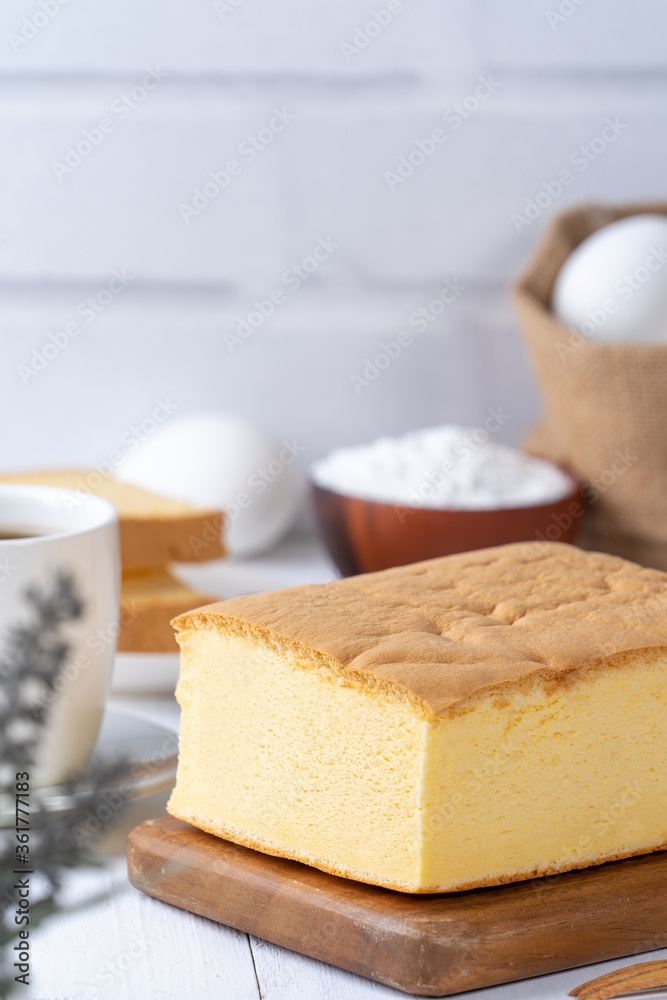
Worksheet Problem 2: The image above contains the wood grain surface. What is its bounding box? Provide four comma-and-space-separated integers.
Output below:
127, 816, 667, 998
570, 958, 667, 999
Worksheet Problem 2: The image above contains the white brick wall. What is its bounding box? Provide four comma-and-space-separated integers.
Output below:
0, 0, 665, 486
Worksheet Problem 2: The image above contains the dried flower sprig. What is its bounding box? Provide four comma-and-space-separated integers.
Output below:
0, 573, 124, 998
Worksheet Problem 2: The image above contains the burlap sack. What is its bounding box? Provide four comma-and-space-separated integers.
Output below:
512, 201, 667, 570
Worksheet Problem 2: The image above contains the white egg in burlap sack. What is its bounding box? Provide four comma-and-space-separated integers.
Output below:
552, 214, 667, 343
115, 414, 300, 556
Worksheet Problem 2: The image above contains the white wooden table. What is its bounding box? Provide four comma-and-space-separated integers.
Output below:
31, 534, 667, 1000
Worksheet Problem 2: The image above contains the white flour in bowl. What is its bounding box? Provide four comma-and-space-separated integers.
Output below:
310, 425, 573, 510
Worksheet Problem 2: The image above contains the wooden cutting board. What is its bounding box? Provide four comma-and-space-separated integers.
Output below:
127, 816, 667, 997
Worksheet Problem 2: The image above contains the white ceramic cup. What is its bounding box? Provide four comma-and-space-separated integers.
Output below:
0, 484, 119, 787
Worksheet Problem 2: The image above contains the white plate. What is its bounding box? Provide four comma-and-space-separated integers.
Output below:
112, 651, 181, 693
0, 711, 178, 826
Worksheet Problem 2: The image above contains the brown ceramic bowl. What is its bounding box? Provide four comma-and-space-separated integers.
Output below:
311, 475, 583, 576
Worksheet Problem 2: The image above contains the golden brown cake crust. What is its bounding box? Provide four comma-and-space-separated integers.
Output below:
119, 568, 219, 652
120, 591, 220, 653
172, 541, 667, 718
0, 467, 225, 568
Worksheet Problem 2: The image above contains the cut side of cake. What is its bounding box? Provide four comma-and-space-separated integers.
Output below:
167, 542, 667, 893
119, 568, 219, 653
0, 468, 224, 568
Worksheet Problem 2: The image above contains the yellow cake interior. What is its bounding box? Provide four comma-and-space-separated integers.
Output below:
122, 567, 207, 605
168, 626, 667, 893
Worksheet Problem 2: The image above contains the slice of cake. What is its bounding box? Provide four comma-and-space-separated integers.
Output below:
167, 541, 667, 893
119, 568, 219, 653
0, 468, 224, 569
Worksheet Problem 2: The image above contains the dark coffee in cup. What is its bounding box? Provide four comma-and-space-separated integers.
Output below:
0, 525, 59, 540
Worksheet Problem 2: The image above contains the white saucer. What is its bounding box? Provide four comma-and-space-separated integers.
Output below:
112, 651, 181, 693
0, 711, 178, 826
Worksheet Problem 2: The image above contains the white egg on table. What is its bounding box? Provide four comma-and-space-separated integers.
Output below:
115, 414, 301, 556
551, 214, 667, 343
